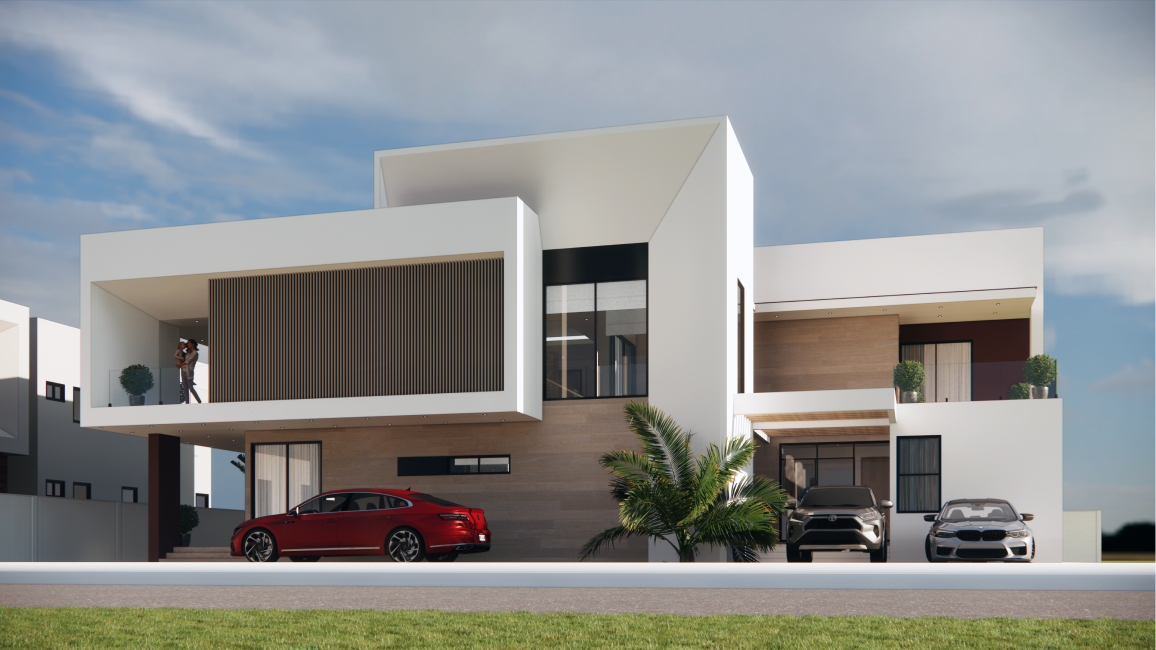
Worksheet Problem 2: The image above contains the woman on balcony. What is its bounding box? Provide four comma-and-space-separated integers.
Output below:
180, 339, 202, 404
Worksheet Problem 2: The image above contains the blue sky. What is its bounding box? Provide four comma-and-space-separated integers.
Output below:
1, 1, 1151, 531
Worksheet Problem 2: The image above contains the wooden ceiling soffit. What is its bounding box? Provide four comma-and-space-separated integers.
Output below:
758, 426, 891, 438
747, 410, 890, 423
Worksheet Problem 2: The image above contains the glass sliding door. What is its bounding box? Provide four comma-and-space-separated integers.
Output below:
597, 280, 647, 397
901, 342, 972, 402
252, 442, 321, 517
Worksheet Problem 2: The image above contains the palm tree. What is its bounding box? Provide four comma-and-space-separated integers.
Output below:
580, 401, 787, 562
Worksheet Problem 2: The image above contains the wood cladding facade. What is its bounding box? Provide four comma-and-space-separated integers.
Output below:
245, 399, 648, 562
209, 258, 503, 403
754, 315, 898, 392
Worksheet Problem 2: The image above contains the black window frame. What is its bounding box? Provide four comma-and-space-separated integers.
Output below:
73, 482, 91, 499
543, 244, 648, 402
896, 435, 942, 514
72, 387, 81, 423
45, 479, 64, 497
249, 441, 323, 517
737, 280, 745, 394
121, 486, 138, 503
398, 454, 512, 476
195, 493, 209, 508
46, 381, 65, 403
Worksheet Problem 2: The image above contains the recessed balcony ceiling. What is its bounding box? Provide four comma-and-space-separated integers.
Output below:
754, 288, 1035, 325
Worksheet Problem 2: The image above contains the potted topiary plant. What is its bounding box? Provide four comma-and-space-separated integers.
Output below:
1008, 382, 1031, 400
178, 503, 200, 547
893, 360, 926, 404
1022, 355, 1057, 399
119, 364, 154, 406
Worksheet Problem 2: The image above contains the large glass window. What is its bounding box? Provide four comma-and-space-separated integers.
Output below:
901, 342, 972, 402
780, 442, 889, 502
252, 442, 321, 517
897, 436, 940, 513
546, 280, 647, 399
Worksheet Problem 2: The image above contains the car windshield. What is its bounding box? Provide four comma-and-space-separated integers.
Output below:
939, 501, 1017, 522
411, 493, 462, 508
800, 487, 874, 508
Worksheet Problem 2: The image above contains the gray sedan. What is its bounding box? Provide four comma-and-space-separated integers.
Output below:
924, 499, 1035, 562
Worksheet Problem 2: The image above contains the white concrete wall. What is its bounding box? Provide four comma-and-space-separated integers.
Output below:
190, 507, 245, 547
0, 299, 29, 456
28, 319, 150, 503
1063, 510, 1102, 563
82, 197, 543, 431
890, 399, 1063, 563
88, 285, 177, 409
725, 119, 755, 459
0, 493, 148, 562
754, 228, 1046, 354
194, 444, 212, 506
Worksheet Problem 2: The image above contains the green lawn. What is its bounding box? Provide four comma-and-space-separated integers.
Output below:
0, 608, 1151, 649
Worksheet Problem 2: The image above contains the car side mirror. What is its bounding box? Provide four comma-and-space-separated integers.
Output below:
287, 509, 298, 517
1021, 513, 1034, 521
880, 500, 893, 509
787, 500, 797, 509
923, 514, 937, 522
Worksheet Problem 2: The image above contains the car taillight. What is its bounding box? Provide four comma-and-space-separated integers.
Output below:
439, 513, 469, 522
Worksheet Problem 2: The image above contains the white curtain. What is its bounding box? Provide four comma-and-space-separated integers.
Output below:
935, 342, 972, 403
288, 443, 321, 511
900, 343, 935, 401
253, 444, 286, 518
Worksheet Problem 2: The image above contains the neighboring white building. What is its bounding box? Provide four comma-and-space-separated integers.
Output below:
77, 117, 1064, 563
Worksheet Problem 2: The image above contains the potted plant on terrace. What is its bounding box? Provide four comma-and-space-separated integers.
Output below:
119, 364, 154, 406
1022, 355, 1057, 399
178, 503, 200, 547
1008, 382, 1031, 400
893, 360, 925, 404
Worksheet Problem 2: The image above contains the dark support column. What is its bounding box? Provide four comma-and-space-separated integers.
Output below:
148, 434, 180, 562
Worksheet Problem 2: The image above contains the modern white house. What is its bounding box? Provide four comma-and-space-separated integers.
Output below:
77, 116, 1064, 563
0, 299, 241, 560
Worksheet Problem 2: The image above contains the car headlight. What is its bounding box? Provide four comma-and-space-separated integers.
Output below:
1006, 529, 1031, 538
789, 510, 807, 521
858, 511, 880, 522
934, 530, 956, 538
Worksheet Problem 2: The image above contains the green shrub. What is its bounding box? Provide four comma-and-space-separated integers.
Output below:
1023, 355, 1057, 387
893, 360, 926, 392
179, 503, 200, 535
1009, 382, 1031, 400
118, 364, 154, 396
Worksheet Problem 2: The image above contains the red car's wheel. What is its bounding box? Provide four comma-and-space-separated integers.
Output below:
242, 529, 279, 563
386, 528, 426, 562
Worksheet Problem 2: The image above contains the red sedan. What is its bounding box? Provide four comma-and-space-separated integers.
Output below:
230, 489, 491, 563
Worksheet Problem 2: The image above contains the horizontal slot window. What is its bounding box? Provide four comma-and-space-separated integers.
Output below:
399, 455, 511, 476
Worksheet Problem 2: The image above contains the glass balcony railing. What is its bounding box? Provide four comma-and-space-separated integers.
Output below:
108, 367, 209, 407
896, 360, 1056, 403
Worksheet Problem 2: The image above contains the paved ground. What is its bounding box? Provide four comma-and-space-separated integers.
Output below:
0, 585, 1151, 619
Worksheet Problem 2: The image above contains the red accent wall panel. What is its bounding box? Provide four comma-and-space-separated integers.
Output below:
900, 319, 1031, 400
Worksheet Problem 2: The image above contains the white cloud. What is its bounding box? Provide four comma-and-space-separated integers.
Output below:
1089, 359, 1156, 399
0, 0, 1151, 305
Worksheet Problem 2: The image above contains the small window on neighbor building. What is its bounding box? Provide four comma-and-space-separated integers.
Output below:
195, 493, 209, 508
45, 480, 64, 497
46, 382, 65, 403
72, 387, 81, 423
121, 487, 138, 503
73, 482, 91, 500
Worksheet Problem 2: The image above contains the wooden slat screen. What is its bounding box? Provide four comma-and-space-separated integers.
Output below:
209, 258, 504, 403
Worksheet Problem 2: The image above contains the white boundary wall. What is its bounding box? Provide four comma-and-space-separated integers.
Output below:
890, 399, 1063, 562
0, 494, 243, 560
1063, 510, 1102, 563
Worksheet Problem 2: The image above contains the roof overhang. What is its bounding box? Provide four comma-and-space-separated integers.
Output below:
755, 287, 1035, 325
376, 117, 724, 250
734, 388, 896, 439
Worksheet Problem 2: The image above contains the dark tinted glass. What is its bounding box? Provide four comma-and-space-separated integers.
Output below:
347, 493, 387, 511
411, 493, 463, 508
387, 496, 410, 508
940, 501, 1016, 522
299, 493, 348, 514
800, 487, 875, 508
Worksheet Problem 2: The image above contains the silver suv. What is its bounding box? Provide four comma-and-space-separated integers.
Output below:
784, 486, 892, 562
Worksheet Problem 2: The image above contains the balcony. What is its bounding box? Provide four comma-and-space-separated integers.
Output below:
896, 360, 1056, 403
